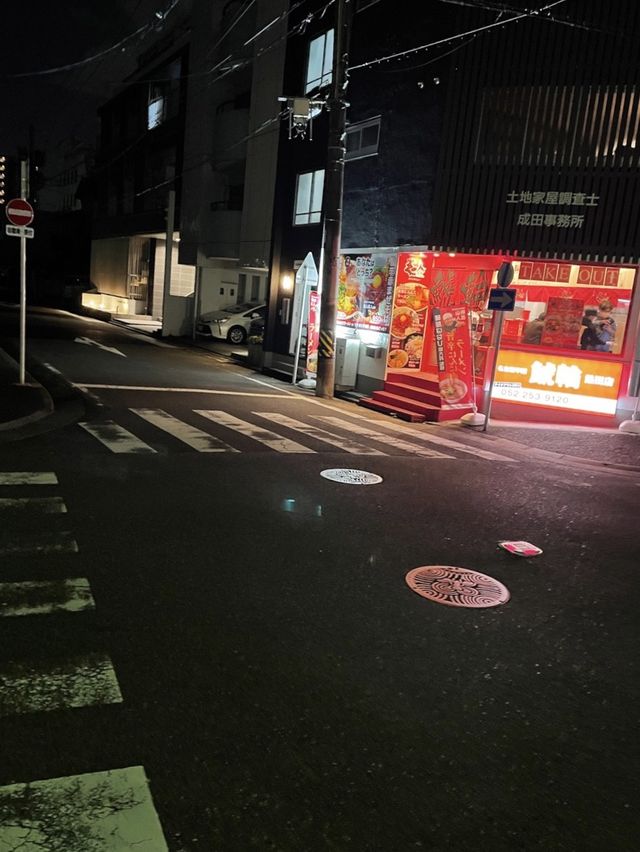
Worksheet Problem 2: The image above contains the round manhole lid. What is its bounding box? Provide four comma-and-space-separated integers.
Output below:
406, 565, 510, 608
320, 469, 383, 485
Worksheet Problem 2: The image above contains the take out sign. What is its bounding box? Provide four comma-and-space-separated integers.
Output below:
516, 261, 621, 287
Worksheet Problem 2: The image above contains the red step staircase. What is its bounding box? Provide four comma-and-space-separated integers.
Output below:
357, 371, 472, 423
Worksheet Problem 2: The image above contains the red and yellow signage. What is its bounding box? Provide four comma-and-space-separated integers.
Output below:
493, 350, 622, 415
305, 290, 320, 376
387, 252, 430, 370
433, 306, 474, 409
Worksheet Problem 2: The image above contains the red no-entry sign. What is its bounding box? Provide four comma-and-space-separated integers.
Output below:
6, 198, 34, 227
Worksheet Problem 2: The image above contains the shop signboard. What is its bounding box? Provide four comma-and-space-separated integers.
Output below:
540, 297, 585, 348
432, 306, 474, 409
387, 252, 430, 370
337, 252, 396, 332
492, 350, 622, 415
305, 289, 320, 376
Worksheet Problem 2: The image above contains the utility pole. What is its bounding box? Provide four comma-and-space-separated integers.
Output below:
19, 159, 29, 384
315, 0, 353, 398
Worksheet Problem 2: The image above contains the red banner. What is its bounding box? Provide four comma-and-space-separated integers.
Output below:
305, 290, 320, 376
432, 306, 474, 409
540, 296, 585, 348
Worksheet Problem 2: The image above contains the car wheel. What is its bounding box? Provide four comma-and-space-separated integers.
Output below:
227, 325, 246, 344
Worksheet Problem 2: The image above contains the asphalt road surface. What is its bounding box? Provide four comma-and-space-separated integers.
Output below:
0, 308, 638, 851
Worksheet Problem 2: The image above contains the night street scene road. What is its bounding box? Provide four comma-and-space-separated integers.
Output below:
1, 1, 640, 851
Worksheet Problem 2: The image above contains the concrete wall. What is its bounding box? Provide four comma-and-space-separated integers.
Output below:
89, 238, 129, 297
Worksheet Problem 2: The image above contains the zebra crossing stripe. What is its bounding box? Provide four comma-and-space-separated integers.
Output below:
0, 496, 67, 513
0, 472, 58, 486
0, 533, 79, 555
0, 652, 123, 717
195, 410, 315, 453
312, 416, 455, 458
0, 766, 168, 851
130, 408, 239, 452
322, 410, 517, 461
79, 421, 157, 454
0, 579, 95, 617
255, 412, 386, 455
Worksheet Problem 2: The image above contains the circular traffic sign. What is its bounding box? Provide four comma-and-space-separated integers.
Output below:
6, 198, 34, 227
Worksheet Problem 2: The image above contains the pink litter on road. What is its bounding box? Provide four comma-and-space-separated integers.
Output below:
498, 540, 543, 557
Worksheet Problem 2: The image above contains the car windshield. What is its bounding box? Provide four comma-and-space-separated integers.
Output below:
222, 303, 259, 314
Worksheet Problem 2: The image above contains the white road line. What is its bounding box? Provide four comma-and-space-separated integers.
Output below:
312, 416, 455, 458
256, 412, 386, 455
79, 421, 157, 454
0, 472, 58, 485
195, 410, 315, 453
131, 408, 239, 452
0, 535, 79, 555
76, 383, 286, 396
0, 652, 122, 717
0, 766, 168, 851
0, 579, 95, 617
74, 337, 127, 357
315, 414, 516, 461
0, 496, 67, 513
242, 374, 298, 395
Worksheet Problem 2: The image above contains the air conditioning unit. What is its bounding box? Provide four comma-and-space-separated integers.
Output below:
334, 337, 360, 390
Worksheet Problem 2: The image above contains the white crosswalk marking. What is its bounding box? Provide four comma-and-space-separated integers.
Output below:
0, 534, 79, 555
255, 412, 386, 454
0, 767, 168, 851
0, 652, 123, 717
130, 408, 239, 452
79, 420, 157, 453
317, 410, 517, 461
0, 472, 58, 485
0, 496, 67, 513
312, 416, 455, 458
0, 579, 95, 617
195, 410, 315, 453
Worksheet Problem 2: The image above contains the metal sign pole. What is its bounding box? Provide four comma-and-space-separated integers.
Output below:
19, 161, 28, 385
482, 309, 505, 432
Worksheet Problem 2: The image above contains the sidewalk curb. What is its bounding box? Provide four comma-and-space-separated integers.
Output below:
0, 348, 54, 431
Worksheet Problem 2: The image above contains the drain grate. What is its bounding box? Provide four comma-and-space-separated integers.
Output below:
406, 565, 510, 608
320, 469, 383, 485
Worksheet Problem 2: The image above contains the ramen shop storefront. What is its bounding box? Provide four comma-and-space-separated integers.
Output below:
474, 259, 638, 425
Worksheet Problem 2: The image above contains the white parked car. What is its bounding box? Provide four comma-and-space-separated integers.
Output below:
195, 302, 266, 344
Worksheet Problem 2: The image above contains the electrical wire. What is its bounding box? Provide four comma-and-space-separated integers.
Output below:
5, 0, 183, 79
348, 0, 568, 71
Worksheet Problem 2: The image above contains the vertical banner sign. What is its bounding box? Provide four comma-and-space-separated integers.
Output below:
387, 252, 430, 370
305, 290, 320, 376
432, 306, 474, 409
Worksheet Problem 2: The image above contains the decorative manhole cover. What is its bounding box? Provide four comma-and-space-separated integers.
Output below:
405, 565, 510, 608
320, 468, 383, 485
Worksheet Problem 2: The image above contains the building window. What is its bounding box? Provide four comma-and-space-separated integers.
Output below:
251, 275, 260, 301
148, 84, 166, 129
294, 170, 324, 225
305, 30, 334, 93
346, 117, 381, 161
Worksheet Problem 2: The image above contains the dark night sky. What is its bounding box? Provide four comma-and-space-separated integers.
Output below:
0, 1, 174, 156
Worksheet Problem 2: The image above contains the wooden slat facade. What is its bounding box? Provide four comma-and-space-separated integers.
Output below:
431, 0, 640, 262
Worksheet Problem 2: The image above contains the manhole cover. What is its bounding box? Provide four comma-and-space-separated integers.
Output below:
405, 565, 510, 608
320, 469, 383, 485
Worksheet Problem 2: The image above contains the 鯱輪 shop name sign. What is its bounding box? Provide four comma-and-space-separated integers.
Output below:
506, 190, 599, 230
493, 350, 622, 415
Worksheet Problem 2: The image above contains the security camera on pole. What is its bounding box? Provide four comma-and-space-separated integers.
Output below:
315, 0, 354, 399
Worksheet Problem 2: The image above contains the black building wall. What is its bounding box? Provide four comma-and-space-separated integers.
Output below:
431, 0, 640, 261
